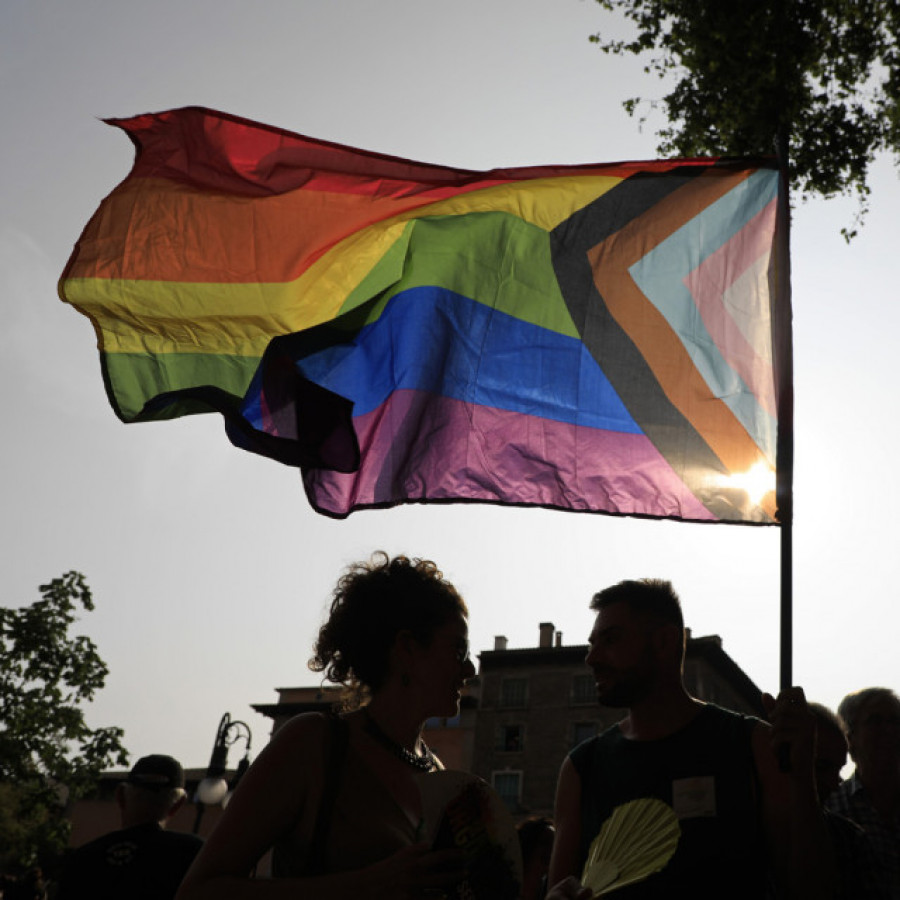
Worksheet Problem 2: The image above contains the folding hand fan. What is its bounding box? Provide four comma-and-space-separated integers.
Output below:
581, 797, 680, 896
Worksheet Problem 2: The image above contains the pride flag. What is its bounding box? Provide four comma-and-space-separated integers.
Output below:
60, 107, 790, 522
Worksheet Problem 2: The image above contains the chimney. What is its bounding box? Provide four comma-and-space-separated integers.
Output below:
555, 630, 563, 647
494, 635, 508, 651
539, 622, 554, 648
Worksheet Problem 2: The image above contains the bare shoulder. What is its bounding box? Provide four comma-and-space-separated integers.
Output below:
230, 712, 335, 799
180, 713, 339, 882
558, 754, 580, 783
223, 714, 336, 818
270, 711, 333, 746
260, 712, 335, 769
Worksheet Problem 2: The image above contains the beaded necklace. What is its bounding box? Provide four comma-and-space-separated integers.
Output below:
363, 711, 438, 772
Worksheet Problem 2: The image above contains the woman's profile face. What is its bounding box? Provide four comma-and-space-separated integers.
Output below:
413, 612, 476, 718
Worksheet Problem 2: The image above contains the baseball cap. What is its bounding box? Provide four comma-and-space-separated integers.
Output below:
126, 755, 185, 790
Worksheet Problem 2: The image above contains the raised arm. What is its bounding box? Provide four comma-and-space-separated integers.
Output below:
546, 756, 592, 900
756, 688, 838, 900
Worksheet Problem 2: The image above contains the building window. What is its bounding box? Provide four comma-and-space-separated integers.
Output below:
500, 677, 528, 708
572, 721, 598, 747
492, 771, 522, 812
571, 674, 596, 705
497, 724, 524, 752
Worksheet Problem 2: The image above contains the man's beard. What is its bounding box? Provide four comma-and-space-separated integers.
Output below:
594, 662, 655, 708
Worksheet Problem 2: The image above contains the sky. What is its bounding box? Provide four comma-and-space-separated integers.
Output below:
2, 0, 899, 773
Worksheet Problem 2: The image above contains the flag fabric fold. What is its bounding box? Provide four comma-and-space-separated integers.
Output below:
59, 106, 790, 522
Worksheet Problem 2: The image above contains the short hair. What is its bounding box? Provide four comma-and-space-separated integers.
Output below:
808, 702, 846, 743
837, 687, 900, 735
590, 578, 684, 630
309, 552, 467, 707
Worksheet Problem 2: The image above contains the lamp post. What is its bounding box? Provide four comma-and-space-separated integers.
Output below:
193, 712, 252, 833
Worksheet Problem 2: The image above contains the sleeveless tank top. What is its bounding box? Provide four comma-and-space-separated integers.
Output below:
569, 703, 770, 899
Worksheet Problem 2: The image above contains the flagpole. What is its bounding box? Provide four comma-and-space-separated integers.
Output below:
775, 126, 794, 692
779, 488, 793, 691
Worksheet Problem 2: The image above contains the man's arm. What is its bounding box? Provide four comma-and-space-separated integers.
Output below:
756, 687, 838, 900
546, 756, 592, 900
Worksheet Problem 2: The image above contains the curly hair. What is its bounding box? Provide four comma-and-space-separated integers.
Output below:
309, 552, 467, 709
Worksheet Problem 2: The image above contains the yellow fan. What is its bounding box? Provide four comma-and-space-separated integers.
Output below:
581, 798, 680, 896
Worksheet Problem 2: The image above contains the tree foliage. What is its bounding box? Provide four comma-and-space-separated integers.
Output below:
592, 0, 900, 238
0, 572, 128, 870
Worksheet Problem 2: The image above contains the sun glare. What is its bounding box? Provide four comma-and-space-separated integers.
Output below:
720, 461, 776, 507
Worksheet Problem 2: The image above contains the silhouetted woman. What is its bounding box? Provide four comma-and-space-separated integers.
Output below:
177, 552, 476, 900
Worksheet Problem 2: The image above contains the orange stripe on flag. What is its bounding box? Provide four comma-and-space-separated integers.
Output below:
588, 169, 766, 478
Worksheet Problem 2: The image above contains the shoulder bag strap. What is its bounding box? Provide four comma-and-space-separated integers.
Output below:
305, 713, 350, 875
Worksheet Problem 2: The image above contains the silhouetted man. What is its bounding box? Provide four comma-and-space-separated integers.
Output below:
808, 702, 890, 899
828, 688, 900, 897
546, 578, 835, 900
58, 754, 203, 900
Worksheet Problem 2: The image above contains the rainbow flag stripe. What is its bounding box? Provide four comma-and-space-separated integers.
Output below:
60, 107, 790, 522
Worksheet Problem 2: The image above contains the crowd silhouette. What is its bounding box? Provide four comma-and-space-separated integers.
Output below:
17, 559, 900, 900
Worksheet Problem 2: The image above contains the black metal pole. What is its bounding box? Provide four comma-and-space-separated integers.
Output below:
192, 713, 252, 834
193, 713, 231, 834
779, 505, 793, 690
192, 797, 206, 834
775, 125, 794, 692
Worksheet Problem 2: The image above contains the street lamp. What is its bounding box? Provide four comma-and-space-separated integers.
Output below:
193, 712, 252, 832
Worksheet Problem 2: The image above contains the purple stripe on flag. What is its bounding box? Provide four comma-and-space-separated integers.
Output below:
302, 390, 718, 520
